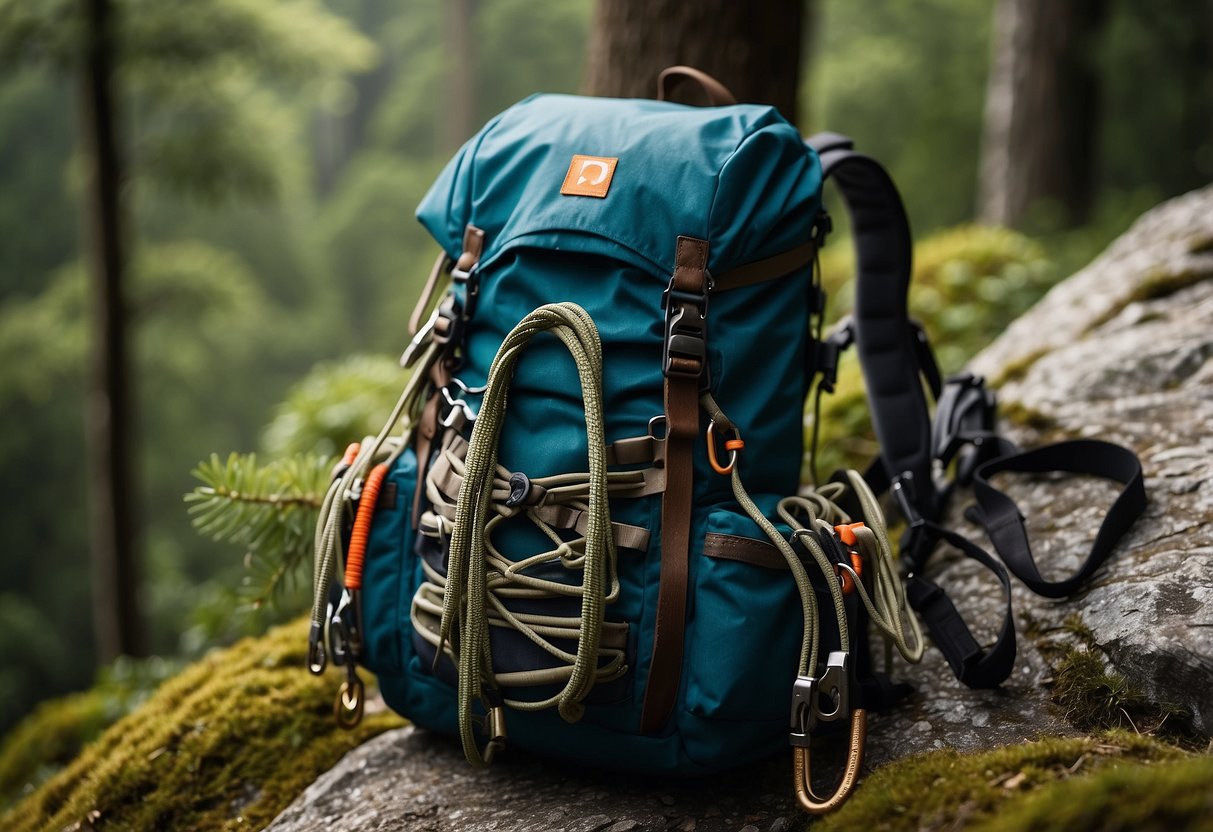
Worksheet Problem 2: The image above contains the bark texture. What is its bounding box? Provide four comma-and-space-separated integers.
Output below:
583, 0, 806, 125
978, 0, 1106, 228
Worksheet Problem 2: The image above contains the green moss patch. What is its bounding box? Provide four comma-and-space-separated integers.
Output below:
816, 732, 1197, 832
1, 618, 402, 832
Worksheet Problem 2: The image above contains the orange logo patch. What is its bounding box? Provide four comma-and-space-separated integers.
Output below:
561, 154, 618, 198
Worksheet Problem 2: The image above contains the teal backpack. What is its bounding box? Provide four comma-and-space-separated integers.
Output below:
308, 67, 1144, 814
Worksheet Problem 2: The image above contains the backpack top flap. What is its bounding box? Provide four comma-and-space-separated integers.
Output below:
416, 93, 823, 278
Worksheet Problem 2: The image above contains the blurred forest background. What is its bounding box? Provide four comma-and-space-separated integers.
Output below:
0, 0, 1209, 740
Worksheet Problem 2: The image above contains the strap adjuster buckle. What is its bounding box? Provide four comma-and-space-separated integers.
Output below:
931, 372, 998, 485
662, 275, 709, 380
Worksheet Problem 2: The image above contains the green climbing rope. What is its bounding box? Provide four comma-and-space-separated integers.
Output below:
440, 302, 617, 765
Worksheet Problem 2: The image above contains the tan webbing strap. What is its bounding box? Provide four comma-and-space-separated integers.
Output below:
455, 224, 485, 273
411, 360, 450, 526
712, 240, 817, 293
409, 224, 483, 522
641, 235, 708, 733
409, 251, 452, 337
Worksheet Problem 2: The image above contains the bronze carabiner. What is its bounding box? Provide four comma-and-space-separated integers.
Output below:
793, 707, 867, 814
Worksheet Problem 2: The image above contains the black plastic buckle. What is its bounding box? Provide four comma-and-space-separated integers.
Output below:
892, 471, 937, 575
814, 315, 855, 394
661, 276, 709, 380
811, 210, 833, 249
449, 262, 481, 321
931, 372, 998, 485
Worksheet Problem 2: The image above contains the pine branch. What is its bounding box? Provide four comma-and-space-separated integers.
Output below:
185, 452, 332, 606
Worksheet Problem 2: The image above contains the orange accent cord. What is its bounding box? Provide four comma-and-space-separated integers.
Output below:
344, 463, 388, 591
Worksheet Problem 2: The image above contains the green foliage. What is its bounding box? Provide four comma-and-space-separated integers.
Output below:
187, 453, 331, 606
815, 731, 1194, 832
314, 153, 444, 348
971, 751, 1213, 832
262, 353, 407, 458
807, 0, 994, 233
0, 619, 403, 832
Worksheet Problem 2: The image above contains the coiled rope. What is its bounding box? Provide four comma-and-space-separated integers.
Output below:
439, 302, 617, 765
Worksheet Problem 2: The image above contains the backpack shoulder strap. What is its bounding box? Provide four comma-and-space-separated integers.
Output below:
808, 134, 1147, 691
807, 133, 940, 520
808, 133, 1015, 689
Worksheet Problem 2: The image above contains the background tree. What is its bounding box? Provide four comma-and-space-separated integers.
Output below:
978, 0, 1107, 229
583, 0, 807, 123
79, 0, 143, 660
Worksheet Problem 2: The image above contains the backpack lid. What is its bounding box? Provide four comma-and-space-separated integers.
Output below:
417, 93, 823, 278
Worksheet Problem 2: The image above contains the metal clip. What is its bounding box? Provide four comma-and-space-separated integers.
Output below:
401, 305, 441, 368
307, 619, 327, 675
706, 420, 743, 475
788, 652, 864, 813
328, 588, 360, 667
793, 708, 866, 814
790, 652, 850, 745
334, 662, 365, 730
440, 385, 477, 430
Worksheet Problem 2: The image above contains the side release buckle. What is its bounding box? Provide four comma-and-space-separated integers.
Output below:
661, 275, 709, 380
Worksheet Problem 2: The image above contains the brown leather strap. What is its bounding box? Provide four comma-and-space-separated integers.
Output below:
713, 240, 817, 292
641, 235, 708, 733
656, 66, 737, 107
703, 533, 788, 571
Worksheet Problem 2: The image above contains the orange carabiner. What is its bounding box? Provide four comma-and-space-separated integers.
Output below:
706, 420, 744, 475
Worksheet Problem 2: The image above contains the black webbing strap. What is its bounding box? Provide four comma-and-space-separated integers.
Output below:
807, 132, 939, 521
904, 523, 1016, 688
971, 439, 1147, 599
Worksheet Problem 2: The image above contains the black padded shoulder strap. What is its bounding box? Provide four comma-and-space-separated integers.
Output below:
807, 132, 939, 520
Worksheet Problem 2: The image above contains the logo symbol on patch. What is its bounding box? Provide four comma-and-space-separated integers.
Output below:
561, 154, 618, 198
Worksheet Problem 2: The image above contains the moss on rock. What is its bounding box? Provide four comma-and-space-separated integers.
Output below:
816, 732, 1201, 832
0, 618, 402, 832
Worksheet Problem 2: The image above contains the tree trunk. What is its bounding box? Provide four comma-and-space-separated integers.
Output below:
978, 0, 1106, 229
81, 0, 144, 661
445, 0, 477, 151
583, 0, 807, 126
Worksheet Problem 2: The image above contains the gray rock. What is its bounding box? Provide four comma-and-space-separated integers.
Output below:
265, 725, 793, 832
964, 183, 1213, 732
268, 187, 1213, 831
